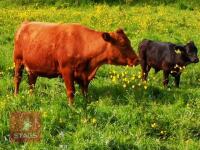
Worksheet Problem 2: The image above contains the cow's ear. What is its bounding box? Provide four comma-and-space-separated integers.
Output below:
116, 28, 124, 34
102, 32, 112, 42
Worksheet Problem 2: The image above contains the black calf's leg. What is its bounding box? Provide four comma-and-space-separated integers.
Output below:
163, 71, 170, 87
144, 65, 151, 81
141, 61, 151, 81
175, 74, 180, 88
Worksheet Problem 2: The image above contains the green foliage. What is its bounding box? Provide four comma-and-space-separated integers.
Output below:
0, 3, 200, 149
1, 0, 200, 8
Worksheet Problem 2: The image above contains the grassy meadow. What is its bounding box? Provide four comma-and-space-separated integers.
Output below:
0, 2, 200, 150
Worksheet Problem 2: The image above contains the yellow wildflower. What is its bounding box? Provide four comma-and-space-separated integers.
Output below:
43, 112, 47, 118
82, 118, 87, 123
92, 118, 97, 124
151, 123, 157, 128
0, 101, 5, 110
112, 77, 116, 82
131, 76, 135, 80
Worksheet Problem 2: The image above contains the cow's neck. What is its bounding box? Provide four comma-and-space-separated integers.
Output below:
88, 50, 109, 80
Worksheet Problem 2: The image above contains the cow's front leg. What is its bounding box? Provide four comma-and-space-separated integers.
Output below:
163, 70, 170, 87
82, 74, 89, 98
82, 81, 89, 98
61, 67, 75, 106
174, 74, 180, 88
76, 78, 86, 97
28, 73, 37, 94
77, 78, 89, 98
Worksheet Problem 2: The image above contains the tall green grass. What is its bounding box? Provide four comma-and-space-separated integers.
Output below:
0, 3, 200, 150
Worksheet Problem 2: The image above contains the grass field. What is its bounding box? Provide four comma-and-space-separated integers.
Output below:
0, 3, 200, 150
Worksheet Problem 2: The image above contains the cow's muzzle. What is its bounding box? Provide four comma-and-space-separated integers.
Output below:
128, 57, 140, 67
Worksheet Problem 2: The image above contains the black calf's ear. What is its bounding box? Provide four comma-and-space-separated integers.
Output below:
188, 41, 195, 46
174, 45, 185, 53
102, 32, 112, 42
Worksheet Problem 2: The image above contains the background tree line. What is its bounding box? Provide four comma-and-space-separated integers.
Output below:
1, 0, 200, 8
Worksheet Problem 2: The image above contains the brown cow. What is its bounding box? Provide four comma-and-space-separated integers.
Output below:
14, 22, 139, 105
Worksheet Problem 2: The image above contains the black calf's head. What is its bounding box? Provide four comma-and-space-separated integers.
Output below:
184, 41, 199, 63
175, 41, 199, 63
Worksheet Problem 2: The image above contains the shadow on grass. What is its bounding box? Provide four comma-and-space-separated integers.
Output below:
88, 83, 129, 105
86, 83, 194, 105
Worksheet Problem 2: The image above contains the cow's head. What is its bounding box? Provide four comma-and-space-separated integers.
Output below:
184, 41, 199, 63
102, 29, 139, 66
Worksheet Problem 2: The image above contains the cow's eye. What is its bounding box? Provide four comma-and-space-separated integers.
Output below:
120, 43, 129, 48
121, 44, 126, 48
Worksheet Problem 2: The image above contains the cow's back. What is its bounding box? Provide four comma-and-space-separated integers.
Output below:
14, 22, 84, 58
14, 22, 104, 58
13, 22, 105, 76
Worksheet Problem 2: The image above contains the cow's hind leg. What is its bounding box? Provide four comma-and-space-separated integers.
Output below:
14, 60, 24, 95
61, 67, 75, 106
28, 73, 38, 93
